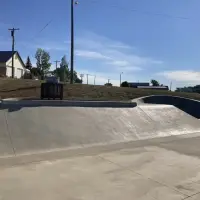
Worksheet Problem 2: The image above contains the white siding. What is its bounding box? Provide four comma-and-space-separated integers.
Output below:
17, 68, 23, 78
6, 53, 25, 78
6, 66, 12, 77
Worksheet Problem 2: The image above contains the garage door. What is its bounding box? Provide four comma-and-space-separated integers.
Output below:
17, 68, 23, 78
6, 66, 12, 77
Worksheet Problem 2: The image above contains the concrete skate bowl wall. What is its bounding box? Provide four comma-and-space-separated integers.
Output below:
134, 95, 200, 119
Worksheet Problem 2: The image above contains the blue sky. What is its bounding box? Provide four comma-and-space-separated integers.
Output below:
0, 0, 200, 89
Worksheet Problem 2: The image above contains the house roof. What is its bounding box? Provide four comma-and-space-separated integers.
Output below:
137, 86, 169, 89
0, 51, 17, 62
0, 51, 25, 68
129, 82, 150, 87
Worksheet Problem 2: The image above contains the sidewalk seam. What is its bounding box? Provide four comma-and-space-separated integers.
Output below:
4, 111, 16, 156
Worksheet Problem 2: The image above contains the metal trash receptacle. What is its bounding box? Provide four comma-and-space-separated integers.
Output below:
41, 82, 63, 100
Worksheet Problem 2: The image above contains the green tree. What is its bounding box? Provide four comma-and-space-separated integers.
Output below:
121, 81, 129, 87
35, 48, 51, 79
67, 71, 82, 83
60, 55, 69, 82
151, 79, 160, 86
53, 55, 82, 83
176, 85, 200, 93
25, 56, 32, 70
53, 56, 69, 82
30, 67, 40, 77
105, 83, 112, 86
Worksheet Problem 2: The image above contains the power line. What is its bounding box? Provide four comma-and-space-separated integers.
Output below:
88, 0, 189, 20
30, 19, 53, 41
23, 19, 54, 65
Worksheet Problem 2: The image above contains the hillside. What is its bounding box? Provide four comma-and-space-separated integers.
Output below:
0, 78, 200, 101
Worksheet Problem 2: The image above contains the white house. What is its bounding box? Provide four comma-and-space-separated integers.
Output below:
0, 51, 27, 78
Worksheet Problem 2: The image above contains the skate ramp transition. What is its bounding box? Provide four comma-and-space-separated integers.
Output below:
0, 97, 200, 158
133, 95, 200, 119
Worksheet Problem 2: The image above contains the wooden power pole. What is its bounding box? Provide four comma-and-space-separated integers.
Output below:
54, 60, 60, 69
8, 28, 20, 78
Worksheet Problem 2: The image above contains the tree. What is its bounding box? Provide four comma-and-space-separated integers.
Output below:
73, 71, 82, 83
151, 79, 160, 86
59, 55, 69, 82
53, 56, 69, 82
193, 85, 200, 93
25, 56, 32, 70
53, 55, 82, 83
176, 85, 200, 93
35, 48, 51, 79
105, 83, 112, 86
30, 67, 41, 77
121, 81, 129, 87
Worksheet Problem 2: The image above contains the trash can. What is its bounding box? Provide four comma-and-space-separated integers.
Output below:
41, 82, 63, 100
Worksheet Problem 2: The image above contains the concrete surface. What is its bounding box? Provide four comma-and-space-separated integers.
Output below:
1, 99, 200, 199
2, 139, 200, 200
0, 101, 200, 157
133, 95, 200, 119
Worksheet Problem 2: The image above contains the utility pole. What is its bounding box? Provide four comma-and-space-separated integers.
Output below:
86, 74, 89, 85
70, 0, 75, 84
170, 81, 172, 91
94, 75, 96, 85
8, 28, 19, 78
80, 74, 84, 83
54, 60, 60, 70
54, 60, 60, 79
120, 72, 123, 87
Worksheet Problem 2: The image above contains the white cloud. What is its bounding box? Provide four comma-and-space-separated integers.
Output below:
119, 66, 142, 72
75, 31, 163, 73
108, 43, 132, 49
75, 50, 111, 60
157, 70, 200, 82
108, 60, 130, 67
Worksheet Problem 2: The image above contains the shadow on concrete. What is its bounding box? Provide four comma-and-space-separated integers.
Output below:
0, 100, 137, 112
154, 134, 200, 159
134, 95, 200, 119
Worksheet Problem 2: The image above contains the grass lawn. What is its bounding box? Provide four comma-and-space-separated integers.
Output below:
0, 78, 200, 101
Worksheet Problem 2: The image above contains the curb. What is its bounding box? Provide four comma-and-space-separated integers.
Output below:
1, 98, 137, 108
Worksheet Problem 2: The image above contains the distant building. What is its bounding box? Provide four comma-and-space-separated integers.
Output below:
129, 82, 150, 88
137, 86, 169, 90
128, 82, 169, 90
0, 51, 26, 78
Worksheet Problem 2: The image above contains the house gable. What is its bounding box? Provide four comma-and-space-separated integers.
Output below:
6, 52, 25, 69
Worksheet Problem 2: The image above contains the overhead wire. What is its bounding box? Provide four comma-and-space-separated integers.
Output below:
23, 19, 54, 64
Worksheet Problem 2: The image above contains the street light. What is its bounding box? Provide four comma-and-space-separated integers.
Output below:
70, 0, 78, 84
120, 72, 123, 87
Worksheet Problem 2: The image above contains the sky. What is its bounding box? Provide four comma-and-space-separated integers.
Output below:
0, 0, 200, 89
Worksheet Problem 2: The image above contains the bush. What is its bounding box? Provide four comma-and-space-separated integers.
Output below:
105, 83, 113, 86
121, 81, 129, 87
22, 72, 33, 79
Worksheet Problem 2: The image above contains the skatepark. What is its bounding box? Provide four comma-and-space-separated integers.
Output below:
0, 96, 200, 200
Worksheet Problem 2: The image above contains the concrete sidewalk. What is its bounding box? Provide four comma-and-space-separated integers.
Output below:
1, 137, 200, 200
